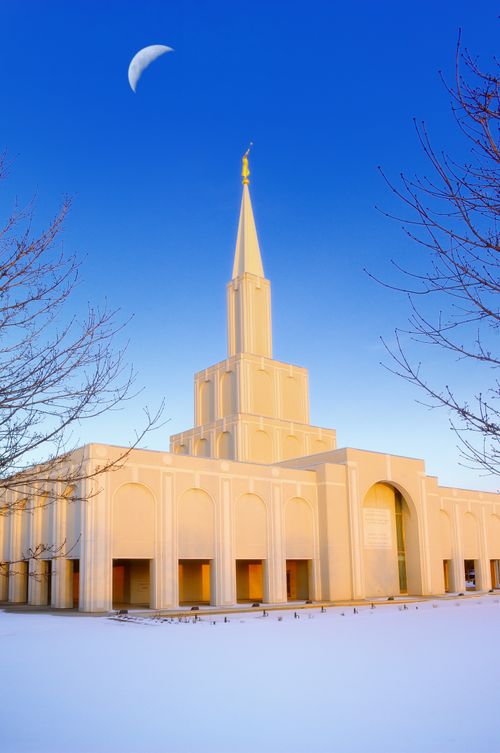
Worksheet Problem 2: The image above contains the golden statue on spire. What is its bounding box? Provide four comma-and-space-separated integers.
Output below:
242, 143, 253, 185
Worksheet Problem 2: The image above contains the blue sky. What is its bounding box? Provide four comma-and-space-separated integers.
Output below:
1, 1, 498, 490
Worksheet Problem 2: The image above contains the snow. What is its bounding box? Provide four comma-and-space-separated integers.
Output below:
1, 598, 500, 753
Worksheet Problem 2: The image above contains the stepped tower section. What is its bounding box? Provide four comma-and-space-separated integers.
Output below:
170, 152, 336, 463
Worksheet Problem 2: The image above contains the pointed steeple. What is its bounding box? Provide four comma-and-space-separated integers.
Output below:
227, 148, 273, 358
232, 148, 264, 279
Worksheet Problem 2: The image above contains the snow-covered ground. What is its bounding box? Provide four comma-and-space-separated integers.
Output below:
1, 598, 500, 753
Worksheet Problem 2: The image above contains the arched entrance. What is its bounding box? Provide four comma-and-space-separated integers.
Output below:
362, 482, 421, 597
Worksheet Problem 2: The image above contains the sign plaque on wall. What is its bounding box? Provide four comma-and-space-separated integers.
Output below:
363, 508, 392, 549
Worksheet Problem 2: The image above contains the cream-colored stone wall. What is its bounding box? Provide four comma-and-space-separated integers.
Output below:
2, 441, 499, 613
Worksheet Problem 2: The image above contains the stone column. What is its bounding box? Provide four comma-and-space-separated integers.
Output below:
9, 561, 28, 603
266, 481, 287, 603
307, 488, 322, 601
50, 482, 72, 608
51, 559, 73, 608
452, 505, 465, 592
151, 470, 177, 609
28, 560, 50, 606
0, 509, 9, 601
0, 564, 8, 601
418, 476, 433, 595
28, 495, 48, 605
79, 468, 112, 612
213, 475, 235, 606
347, 463, 365, 600
8, 494, 28, 603
477, 506, 491, 591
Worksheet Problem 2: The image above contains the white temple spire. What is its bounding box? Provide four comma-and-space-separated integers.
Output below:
232, 147, 264, 279
227, 148, 272, 358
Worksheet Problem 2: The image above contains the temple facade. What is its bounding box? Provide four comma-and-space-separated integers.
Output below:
1, 156, 500, 612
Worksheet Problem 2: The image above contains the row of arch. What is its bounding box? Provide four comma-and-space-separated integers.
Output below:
197, 368, 305, 424
199, 371, 235, 424
0, 485, 79, 560
174, 430, 329, 462
439, 509, 500, 559
174, 432, 233, 458
112, 484, 315, 560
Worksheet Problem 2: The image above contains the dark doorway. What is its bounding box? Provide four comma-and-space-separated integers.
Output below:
236, 560, 264, 602
395, 491, 408, 593
19, 561, 29, 603
46, 560, 52, 606
286, 560, 310, 601
112, 559, 151, 608
490, 560, 500, 589
464, 560, 476, 590
443, 560, 452, 593
178, 560, 211, 605
72, 560, 80, 608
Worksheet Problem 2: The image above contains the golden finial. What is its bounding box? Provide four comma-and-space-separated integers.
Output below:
242, 142, 253, 185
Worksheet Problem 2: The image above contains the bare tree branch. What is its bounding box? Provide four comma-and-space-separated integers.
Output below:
375, 32, 500, 476
0, 154, 166, 553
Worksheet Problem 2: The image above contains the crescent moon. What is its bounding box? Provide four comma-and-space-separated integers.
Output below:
128, 44, 174, 93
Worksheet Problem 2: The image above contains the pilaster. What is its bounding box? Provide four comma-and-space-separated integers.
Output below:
80, 466, 112, 612
478, 505, 491, 590
28, 559, 50, 606
267, 481, 287, 603
152, 471, 177, 609
418, 475, 433, 594
213, 476, 235, 606
8, 494, 27, 603
0, 510, 8, 601
452, 503, 465, 592
347, 463, 364, 599
50, 482, 71, 608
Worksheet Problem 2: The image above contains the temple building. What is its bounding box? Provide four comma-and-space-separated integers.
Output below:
1, 154, 500, 612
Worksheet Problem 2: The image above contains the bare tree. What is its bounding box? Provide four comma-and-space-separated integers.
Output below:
375, 33, 500, 476
0, 154, 163, 519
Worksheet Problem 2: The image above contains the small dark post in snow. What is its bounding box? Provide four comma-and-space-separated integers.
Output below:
294, 611, 300, 619
321, 606, 326, 613
224, 616, 229, 623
